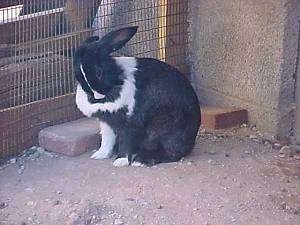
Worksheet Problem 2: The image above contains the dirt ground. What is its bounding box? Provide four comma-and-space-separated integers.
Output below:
0, 127, 300, 225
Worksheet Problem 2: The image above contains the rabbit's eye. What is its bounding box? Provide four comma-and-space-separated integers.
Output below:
95, 67, 103, 80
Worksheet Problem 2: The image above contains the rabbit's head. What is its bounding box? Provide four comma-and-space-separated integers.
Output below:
73, 26, 138, 98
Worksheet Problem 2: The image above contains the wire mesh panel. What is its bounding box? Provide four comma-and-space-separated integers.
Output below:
0, 0, 189, 159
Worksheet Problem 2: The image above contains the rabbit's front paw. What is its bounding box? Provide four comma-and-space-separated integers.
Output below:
91, 149, 111, 159
113, 157, 129, 167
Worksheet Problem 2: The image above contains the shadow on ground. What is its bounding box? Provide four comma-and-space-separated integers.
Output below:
0, 128, 299, 225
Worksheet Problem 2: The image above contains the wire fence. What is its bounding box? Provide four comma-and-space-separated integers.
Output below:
0, 0, 189, 159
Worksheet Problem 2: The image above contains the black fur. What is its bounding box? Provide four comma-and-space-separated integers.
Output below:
74, 26, 201, 166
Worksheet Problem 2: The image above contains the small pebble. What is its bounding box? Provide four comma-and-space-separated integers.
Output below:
292, 208, 300, 215
279, 202, 287, 210
133, 215, 138, 219
45, 152, 54, 158
69, 212, 79, 221
37, 147, 45, 154
53, 200, 61, 206
199, 128, 206, 133
26, 201, 35, 206
279, 146, 290, 154
273, 142, 282, 149
249, 135, 258, 140
25, 147, 37, 156
0, 202, 8, 209
114, 218, 124, 225
25, 187, 34, 192
253, 138, 261, 143
29, 146, 38, 151
32, 151, 40, 159
256, 131, 263, 137
250, 124, 257, 130
18, 164, 25, 173
18, 168, 24, 175
208, 150, 216, 155
262, 139, 271, 145
293, 155, 300, 160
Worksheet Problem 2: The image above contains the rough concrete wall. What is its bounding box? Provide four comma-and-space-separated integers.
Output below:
189, 0, 300, 137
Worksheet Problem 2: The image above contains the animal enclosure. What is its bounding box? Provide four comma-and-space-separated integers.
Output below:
0, 0, 189, 159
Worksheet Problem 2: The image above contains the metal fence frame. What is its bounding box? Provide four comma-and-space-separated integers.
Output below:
0, 0, 189, 159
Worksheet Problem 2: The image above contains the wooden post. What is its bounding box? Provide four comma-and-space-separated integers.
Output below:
294, 24, 300, 144
64, 0, 101, 32
165, 0, 189, 76
158, 0, 167, 61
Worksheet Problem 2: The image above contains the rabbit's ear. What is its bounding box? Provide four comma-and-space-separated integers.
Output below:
84, 36, 99, 44
99, 26, 138, 53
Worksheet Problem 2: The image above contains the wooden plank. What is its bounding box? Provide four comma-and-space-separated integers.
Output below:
165, 0, 189, 75
0, 8, 64, 44
20, 0, 65, 15
0, 54, 73, 109
0, 27, 93, 59
0, 0, 96, 44
64, 0, 101, 32
0, 0, 62, 10
0, 93, 82, 158
15, 28, 94, 55
0, 44, 13, 58
0, 0, 21, 8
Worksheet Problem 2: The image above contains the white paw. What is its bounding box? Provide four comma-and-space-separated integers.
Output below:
113, 157, 129, 167
131, 161, 144, 167
90, 150, 111, 159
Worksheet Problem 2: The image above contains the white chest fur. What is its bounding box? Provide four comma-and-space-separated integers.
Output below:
75, 57, 137, 117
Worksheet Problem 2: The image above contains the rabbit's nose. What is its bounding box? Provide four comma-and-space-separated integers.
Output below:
93, 90, 106, 99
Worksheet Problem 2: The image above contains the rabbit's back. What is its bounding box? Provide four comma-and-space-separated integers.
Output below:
133, 58, 199, 115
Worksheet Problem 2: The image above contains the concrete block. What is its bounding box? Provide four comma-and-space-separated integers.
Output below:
201, 106, 248, 129
39, 118, 101, 156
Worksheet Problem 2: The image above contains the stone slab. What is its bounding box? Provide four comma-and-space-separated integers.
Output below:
39, 118, 100, 156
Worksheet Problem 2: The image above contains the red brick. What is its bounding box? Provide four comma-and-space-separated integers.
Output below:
201, 107, 248, 129
39, 118, 101, 156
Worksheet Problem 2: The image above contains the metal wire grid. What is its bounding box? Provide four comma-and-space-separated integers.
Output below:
0, 0, 189, 159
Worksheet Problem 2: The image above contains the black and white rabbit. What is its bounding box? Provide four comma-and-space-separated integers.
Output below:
74, 26, 201, 167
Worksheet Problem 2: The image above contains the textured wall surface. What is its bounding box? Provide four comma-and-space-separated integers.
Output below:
189, 0, 300, 137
